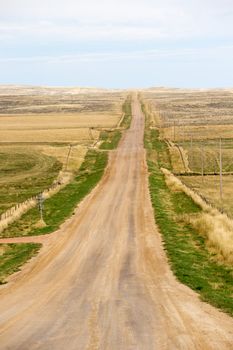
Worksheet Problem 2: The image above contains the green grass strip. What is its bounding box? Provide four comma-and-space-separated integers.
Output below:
1, 150, 108, 238
120, 96, 132, 129
0, 243, 41, 284
99, 130, 122, 150
99, 96, 132, 150
144, 110, 233, 317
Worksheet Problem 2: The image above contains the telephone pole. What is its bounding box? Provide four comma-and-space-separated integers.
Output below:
182, 125, 185, 145
219, 138, 223, 204
201, 141, 204, 183
37, 193, 44, 222
65, 144, 72, 172
190, 134, 193, 171
173, 121, 176, 143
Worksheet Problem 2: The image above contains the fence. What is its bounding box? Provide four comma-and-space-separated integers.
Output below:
0, 171, 72, 234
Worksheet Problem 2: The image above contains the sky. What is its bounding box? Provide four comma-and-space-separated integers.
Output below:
0, 0, 233, 88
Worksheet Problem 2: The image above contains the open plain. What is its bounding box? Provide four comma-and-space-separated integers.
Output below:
0, 96, 232, 349
142, 88, 233, 216
0, 87, 125, 210
0, 87, 126, 285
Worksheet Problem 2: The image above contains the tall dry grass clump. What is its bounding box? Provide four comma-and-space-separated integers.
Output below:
162, 168, 233, 264
162, 168, 211, 212
189, 212, 233, 263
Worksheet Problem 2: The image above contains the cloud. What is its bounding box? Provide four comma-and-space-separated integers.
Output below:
1, 45, 233, 64
0, 21, 181, 42
0, 0, 233, 44
1, 0, 232, 20
0, 0, 232, 88
0, 0, 182, 21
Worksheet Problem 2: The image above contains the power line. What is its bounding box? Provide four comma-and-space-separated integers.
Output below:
201, 141, 204, 183
173, 120, 176, 142
190, 134, 193, 171
65, 144, 72, 172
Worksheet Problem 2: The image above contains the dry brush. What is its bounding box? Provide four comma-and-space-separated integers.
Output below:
162, 168, 233, 264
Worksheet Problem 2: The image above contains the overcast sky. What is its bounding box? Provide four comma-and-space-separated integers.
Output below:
0, 0, 233, 88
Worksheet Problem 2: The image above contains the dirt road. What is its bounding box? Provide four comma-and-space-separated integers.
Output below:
0, 97, 232, 349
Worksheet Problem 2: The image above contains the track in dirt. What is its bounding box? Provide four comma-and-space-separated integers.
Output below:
0, 97, 232, 349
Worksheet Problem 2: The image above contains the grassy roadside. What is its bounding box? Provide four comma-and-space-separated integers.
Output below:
120, 95, 132, 129
99, 130, 122, 150
0, 97, 133, 283
143, 105, 233, 316
99, 95, 132, 150
1, 150, 108, 238
0, 243, 41, 284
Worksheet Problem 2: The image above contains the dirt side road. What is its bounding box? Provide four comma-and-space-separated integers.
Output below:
0, 97, 232, 349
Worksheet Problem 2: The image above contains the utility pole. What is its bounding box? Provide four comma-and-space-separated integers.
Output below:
190, 134, 193, 171
182, 125, 185, 146
219, 138, 223, 204
173, 121, 176, 143
37, 193, 44, 222
201, 141, 204, 183
65, 144, 72, 172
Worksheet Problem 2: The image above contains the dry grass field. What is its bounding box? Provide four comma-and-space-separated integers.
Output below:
0, 86, 127, 283
143, 89, 233, 265
0, 86, 126, 213
162, 124, 233, 142
0, 146, 62, 215
181, 175, 233, 217
0, 114, 119, 128
142, 88, 233, 259
0, 87, 125, 144
142, 87, 233, 126
38, 144, 87, 173
0, 128, 99, 143
0, 86, 124, 115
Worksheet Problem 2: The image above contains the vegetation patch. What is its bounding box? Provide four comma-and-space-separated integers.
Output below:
99, 130, 122, 150
180, 174, 233, 219
1, 150, 108, 238
163, 168, 233, 264
99, 95, 132, 150
0, 243, 41, 284
120, 95, 132, 129
143, 107, 233, 317
0, 148, 62, 215
175, 139, 233, 174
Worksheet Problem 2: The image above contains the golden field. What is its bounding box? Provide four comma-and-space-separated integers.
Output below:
142, 87, 233, 223
0, 86, 126, 212
0, 87, 125, 144
0, 128, 99, 143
